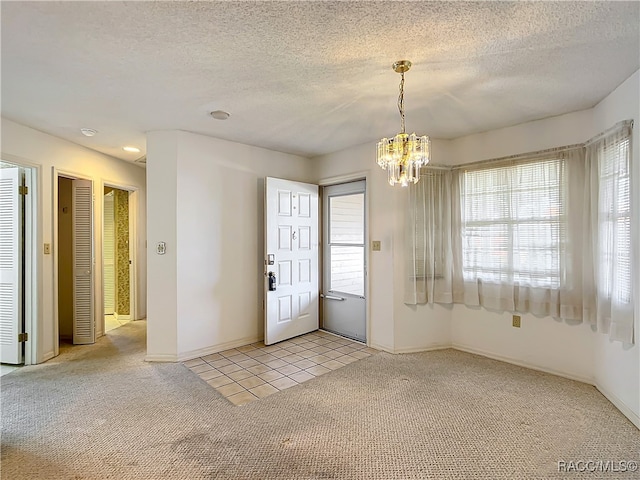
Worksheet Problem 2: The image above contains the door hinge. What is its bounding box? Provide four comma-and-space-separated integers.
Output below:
19, 186, 28, 195
18, 332, 28, 342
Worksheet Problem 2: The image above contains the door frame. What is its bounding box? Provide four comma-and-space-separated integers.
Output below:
100, 180, 139, 335
52, 168, 94, 355
0, 156, 39, 365
318, 171, 370, 345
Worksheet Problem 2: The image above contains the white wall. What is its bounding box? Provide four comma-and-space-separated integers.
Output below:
146, 131, 179, 359
1, 118, 147, 363
447, 108, 597, 383
448, 109, 594, 163
591, 71, 639, 427
146, 130, 315, 361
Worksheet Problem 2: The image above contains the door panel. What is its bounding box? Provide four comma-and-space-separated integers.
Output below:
322, 181, 366, 342
0, 167, 22, 364
265, 177, 318, 345
73, 179, 94, 345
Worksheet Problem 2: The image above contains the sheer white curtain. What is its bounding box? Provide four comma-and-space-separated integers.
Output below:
584, 122, 634, 343
450, 149, 587, 318
405, 124, 634, 343
405, 168, 453, 304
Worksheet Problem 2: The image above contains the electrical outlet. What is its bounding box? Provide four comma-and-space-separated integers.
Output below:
512, 315, 521, 328
43, 243, 51, 255
372, 240, 381, 251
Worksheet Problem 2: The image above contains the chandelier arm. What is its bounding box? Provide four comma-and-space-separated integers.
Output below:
398, 72, 405, 134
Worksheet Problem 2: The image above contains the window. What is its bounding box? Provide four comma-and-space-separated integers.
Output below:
328, 193, 365, 296
598, 135, 631, 304
404, 122, 633, 342
460, 158, 565, 288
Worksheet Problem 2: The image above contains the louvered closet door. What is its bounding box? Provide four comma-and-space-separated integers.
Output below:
0, 167, 22, 364
73, 179, 94, 344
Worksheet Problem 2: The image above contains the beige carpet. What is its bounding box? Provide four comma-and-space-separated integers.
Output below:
1, 321, 638, 479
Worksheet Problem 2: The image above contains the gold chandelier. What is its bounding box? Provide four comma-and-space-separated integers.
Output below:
376, 60, 430, 186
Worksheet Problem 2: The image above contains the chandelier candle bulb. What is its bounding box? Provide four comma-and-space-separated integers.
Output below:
376, 60, 431, 186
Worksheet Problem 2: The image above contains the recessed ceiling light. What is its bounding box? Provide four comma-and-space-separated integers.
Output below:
210, 110, 231, 120
122, 146, 141, 153
80, 128, 97, 137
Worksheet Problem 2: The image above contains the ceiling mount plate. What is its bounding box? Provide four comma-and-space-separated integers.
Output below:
393, 60, 412, 74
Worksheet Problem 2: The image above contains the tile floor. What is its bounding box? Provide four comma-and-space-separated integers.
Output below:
105, 314, 131, 333
184, 330, 378, 406
0, 364, 20, 377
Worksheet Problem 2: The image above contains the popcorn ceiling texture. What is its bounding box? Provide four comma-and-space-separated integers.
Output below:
1, 2, 638, 160
1, 321, 638, 479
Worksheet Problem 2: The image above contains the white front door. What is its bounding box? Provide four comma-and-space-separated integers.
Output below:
72, 178, 94, 345
264, 177, 319, 345
322, 180, 366, 342
0, 167, 23, 364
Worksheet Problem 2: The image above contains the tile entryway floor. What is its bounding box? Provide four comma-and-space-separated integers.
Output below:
184, 330, 378, 406
105, 314, 131, 333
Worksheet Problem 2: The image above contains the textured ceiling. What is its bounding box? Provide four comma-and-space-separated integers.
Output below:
2, 1, 639, 162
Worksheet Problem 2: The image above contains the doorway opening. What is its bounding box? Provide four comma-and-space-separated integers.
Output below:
321, 179, 367, 343
102, 186, 133, 334
55, 173, 138, 356
57, 176, 73, 346
57, 174, 95, 351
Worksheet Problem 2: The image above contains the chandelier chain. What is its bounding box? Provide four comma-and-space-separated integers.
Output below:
398, 72, 405, 134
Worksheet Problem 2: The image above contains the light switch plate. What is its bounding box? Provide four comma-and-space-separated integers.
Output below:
372, 240, 381, 251
44, 243, 51, 255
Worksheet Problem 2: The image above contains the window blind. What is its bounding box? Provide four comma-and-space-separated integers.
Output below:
460, 158, 565, 288
598, 135, 631, 304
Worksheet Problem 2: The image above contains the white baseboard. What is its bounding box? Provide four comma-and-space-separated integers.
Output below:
452, 343, 594, 385
176, 335, 263, 363
369, 342, 450, 354
369, 342, 395, 354
394, 344, 451, 354
145, 354, 178, 362
595, 383, 640, 430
